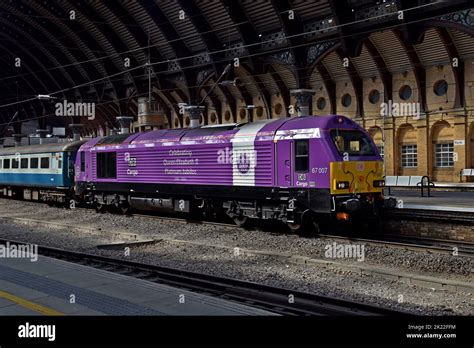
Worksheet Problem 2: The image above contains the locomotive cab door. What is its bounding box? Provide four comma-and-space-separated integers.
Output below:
276, 140, 293, 187
293, 139, 310, 187
276, 138, 310, 188
77, 150, 90, 182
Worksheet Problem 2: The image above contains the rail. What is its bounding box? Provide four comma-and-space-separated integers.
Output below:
0, 238, 409, 316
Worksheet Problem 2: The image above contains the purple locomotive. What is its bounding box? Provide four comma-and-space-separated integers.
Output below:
75, 115, 385, 231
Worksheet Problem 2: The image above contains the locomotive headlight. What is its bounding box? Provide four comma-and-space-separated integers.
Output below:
373, 180, 385, 188
336, 181, 350, 189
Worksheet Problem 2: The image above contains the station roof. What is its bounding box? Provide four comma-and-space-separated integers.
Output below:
0, 1, 472, 136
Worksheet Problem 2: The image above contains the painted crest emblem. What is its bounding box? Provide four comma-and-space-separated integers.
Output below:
237, 152, 251, 174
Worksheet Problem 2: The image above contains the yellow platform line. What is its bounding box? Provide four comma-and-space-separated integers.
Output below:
0, 290, 65, 316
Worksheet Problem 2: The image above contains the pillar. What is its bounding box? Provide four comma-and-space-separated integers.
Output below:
453, 114, 467, 181
36, 129, 49, 144
187, 105, 205, 128
69, 124, 83, 141
116, 116, 134, 134
290, 89, 315, 116
12, 134, 25, 147
416, 116, 429, 176
383, 118, 395, 176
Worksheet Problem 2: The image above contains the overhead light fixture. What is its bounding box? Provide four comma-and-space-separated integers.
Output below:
37, 94, 58, 100
219, 78, 239, 87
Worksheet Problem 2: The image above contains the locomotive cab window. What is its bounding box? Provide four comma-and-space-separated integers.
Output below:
97, 152, 117, 179
295, 139, 309, 172
330, 130, 375, 156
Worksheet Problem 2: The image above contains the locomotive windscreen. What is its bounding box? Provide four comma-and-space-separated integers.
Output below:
330, 130, 375, 156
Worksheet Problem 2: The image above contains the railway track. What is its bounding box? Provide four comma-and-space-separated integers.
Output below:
6, 198, 474, 257
124, 211, 474, 257
0, 237, 409, 316
2, 198, 474, 257
316, 233, 474, 257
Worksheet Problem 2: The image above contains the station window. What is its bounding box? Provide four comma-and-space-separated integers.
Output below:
316, 97, 326, 111
341, 94, 352, 107
21, 158, 28, 169
97, 152, 117, 179
3, 159, 10, 169
399, 85, 412, 100
377, 145, 384, 160
295, 139, 309, 172
401, 145, 417, 168
435, 143, 454, 168
40, 157, 50, 169
12, 159, 19, 169
30, 158, 39, 169
434, 80, 448, 96
80, 152, 86, 172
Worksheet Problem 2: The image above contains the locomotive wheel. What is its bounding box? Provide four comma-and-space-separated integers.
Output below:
120, 204, 131, 215
95, 202, 106, 213
307, 214, 322, 234
233, 215, 248, 227
287, 222, 302, 232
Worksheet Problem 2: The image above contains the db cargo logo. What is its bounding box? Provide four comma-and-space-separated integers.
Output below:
236, 153, 250, 174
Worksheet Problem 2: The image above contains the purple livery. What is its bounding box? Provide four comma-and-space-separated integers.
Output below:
75, 115, 385, 230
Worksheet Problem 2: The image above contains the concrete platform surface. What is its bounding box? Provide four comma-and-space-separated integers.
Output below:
387, 189, 474, 212
0, 255, 275, 316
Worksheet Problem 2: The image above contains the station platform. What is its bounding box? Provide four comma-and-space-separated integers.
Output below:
387, 188, 474, 213
0, 256, 274, 316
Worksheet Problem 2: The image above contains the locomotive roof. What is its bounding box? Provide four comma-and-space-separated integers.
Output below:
82, 115, 362, 149
0, 140, 87, 156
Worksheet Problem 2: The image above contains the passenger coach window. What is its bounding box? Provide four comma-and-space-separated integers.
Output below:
40, 158, 50, 169
21, 158, 28, 169
3, 159, 10, 169
12, 159, 19, 169
97, 152, 117, 179
295, 139, 309, 172
30, 158, 39, 169
80, 152, 85, 172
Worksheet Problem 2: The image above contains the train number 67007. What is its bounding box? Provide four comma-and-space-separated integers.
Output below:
311, 167, 328, 174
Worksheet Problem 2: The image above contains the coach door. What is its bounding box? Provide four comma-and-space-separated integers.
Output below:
276, 140, 293, 187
